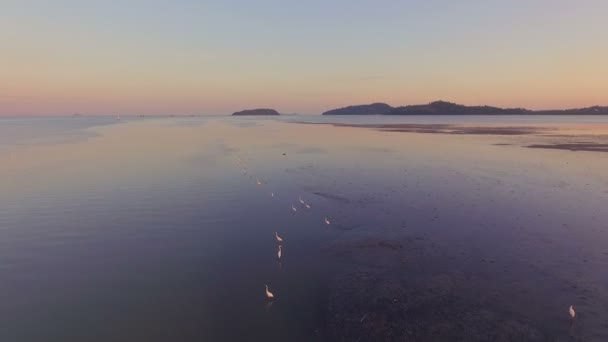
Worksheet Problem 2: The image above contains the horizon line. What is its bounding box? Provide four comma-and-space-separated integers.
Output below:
2, 99, 607, 117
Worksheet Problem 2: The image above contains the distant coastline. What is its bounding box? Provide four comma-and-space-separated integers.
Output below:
322, 101, 608, 115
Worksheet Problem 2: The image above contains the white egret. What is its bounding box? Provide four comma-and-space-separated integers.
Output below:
569, 305, 576, 319
277, 245, 282, 260
292, 205, 297, 212
305, 203, 311, 209
271, 192, 274, 198
299, 196, 305, 204
257, 179, 262, 185
265, 285, 275, 299
324, 217, 331, 225
275, 232, 283, 243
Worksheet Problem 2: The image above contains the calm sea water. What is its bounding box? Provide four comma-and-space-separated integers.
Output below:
1, 115, 607, 341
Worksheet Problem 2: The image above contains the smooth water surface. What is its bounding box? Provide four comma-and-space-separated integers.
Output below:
1, 115, 607, 341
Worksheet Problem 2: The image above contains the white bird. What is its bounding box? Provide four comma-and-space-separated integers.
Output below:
299, 196, 305, 204
324, 217, 331, 225
569, 305, 576, 319
257, 179, 262, 185
265, 284, 275, 299
305, 203, 311, 209
271, 192, 274, 198
275, 232, 283, 243
292, 205, 297, 212
277, 245, 282, 260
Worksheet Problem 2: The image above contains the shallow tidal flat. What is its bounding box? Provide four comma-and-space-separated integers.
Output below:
1, 117, 607, 341
301, 120, 608, 152
292, 119, 608, 341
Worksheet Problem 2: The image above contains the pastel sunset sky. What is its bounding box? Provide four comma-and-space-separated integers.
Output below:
1, 0, 607, 115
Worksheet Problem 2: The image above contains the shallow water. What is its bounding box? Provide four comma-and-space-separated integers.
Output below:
1, 116, 607, 341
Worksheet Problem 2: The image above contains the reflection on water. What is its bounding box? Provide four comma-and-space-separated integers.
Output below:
0, 116, 607, 341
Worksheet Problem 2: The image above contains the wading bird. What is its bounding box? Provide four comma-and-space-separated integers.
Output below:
324, 217, 331, 225
299, 196, 305, 204
275, 232, 283, 243
257, 179, 262, 185
305, 203, 311, 209
277, 245, 282, 260
265, 285, 275, 300
292, 205, 297, 212
569, 305, 576, 319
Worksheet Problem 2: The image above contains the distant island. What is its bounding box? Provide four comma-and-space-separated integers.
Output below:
322, 101, 608, 115
232, 108, 280, 116
322, 103, 393, 115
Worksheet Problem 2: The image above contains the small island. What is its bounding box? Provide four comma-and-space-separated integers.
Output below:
232, 108, 280, 116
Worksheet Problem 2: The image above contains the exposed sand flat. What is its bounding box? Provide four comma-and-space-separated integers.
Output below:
300, 121, 608, 136
528, 143, 608, 152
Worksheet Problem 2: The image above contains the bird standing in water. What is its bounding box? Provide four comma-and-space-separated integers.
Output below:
324, 217, 331, 225
275, 232, 283, 243
265, 285, 275, 299
569, 305, 576, 320
277, 245, 282, 260
292, 205, 297, 212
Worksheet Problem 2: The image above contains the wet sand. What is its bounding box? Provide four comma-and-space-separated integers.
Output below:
299, 122, 547, 135
299, 121, 608, 153
528, 143, 608, 152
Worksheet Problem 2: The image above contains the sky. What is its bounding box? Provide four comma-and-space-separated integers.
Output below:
1, 0, 607, 115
